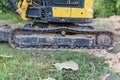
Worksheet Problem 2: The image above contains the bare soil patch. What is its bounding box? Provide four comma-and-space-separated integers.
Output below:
92, 15, 120, 73
89, 50, 120, 73
0, 16, 120, 73
94, 15, 120, 34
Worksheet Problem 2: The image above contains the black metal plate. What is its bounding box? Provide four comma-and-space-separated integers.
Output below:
15, 37, 94, 47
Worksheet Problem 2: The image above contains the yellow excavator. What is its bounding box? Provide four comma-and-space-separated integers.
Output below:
0, 0, 115, 50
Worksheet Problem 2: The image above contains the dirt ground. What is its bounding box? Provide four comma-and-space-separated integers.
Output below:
94, 16, 120, 34
92, 15, 120, 73
89, 50, 120, 73
1, 15, 120, 73
71, 15, 120, 73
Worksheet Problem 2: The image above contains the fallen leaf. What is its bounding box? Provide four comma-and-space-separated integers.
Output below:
43, 77, 55, 80
54, 61, 79, 71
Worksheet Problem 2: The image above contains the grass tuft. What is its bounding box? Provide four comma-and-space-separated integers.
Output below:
0, 44, 113, 80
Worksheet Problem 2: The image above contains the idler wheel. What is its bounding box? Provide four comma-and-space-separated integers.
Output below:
61, 30, 66, 36
97, 34, 112, 47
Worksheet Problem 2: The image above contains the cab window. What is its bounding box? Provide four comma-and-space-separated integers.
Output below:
53, 0, 79, 4
71, 0, 79, 4
52, 0, 84, 8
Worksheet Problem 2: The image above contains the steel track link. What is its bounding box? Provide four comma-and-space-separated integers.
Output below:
9, 25, 116, 50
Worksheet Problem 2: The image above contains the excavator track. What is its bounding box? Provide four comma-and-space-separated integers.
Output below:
9, 23, 115, 50
0, 25, 10, 42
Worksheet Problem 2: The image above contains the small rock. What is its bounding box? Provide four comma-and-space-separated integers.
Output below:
54, 61, 79, 71
99, 74, 110, 80
99, 74, 119, 80
0, 55, 13, 58
43, 77, 55, 80
32, 52, 36, 56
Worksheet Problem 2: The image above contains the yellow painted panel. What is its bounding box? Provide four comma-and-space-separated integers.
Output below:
84, 0, 93, 9
71, 8, 85, 18
17, 0, 32, 20
85, 9, 93, 18
71, 8, 93, 18
52, 7, 71, 17
18, 0, 22, 8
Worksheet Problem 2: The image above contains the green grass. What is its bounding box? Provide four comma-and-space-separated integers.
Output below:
0, 11, 20, 21
93, 22, 114, 29
0, 12, 117, 80
0, 12, 44, 28
0, 43, 113, 80
0, 12, 32, 28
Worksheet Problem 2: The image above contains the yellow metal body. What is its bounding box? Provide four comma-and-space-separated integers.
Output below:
52, 0, 93, 18
17, 0, 32, 20
17, 0, 93, 20
52, 7, 71, 18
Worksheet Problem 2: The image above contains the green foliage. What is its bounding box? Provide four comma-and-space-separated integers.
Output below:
94, 0, 119, 18
116, 0, 120, 9
116, 0, 120, 15
0, 0, 10, 13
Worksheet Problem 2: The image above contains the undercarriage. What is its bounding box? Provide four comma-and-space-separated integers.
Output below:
4, 22, 115, 50
1, 0, 115, 50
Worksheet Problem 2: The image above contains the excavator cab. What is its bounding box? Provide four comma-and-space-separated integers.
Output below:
28, 0, 93, 23
7, 0, 93, 23
51, 0, 93, 23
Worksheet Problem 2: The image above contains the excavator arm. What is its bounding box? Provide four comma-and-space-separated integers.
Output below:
6, 0, 32, 20
0, 0, 32, 42
6, 0, 18, 10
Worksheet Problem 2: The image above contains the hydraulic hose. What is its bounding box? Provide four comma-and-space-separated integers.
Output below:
6, 0, 18, 10
6, 0, 22, 15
